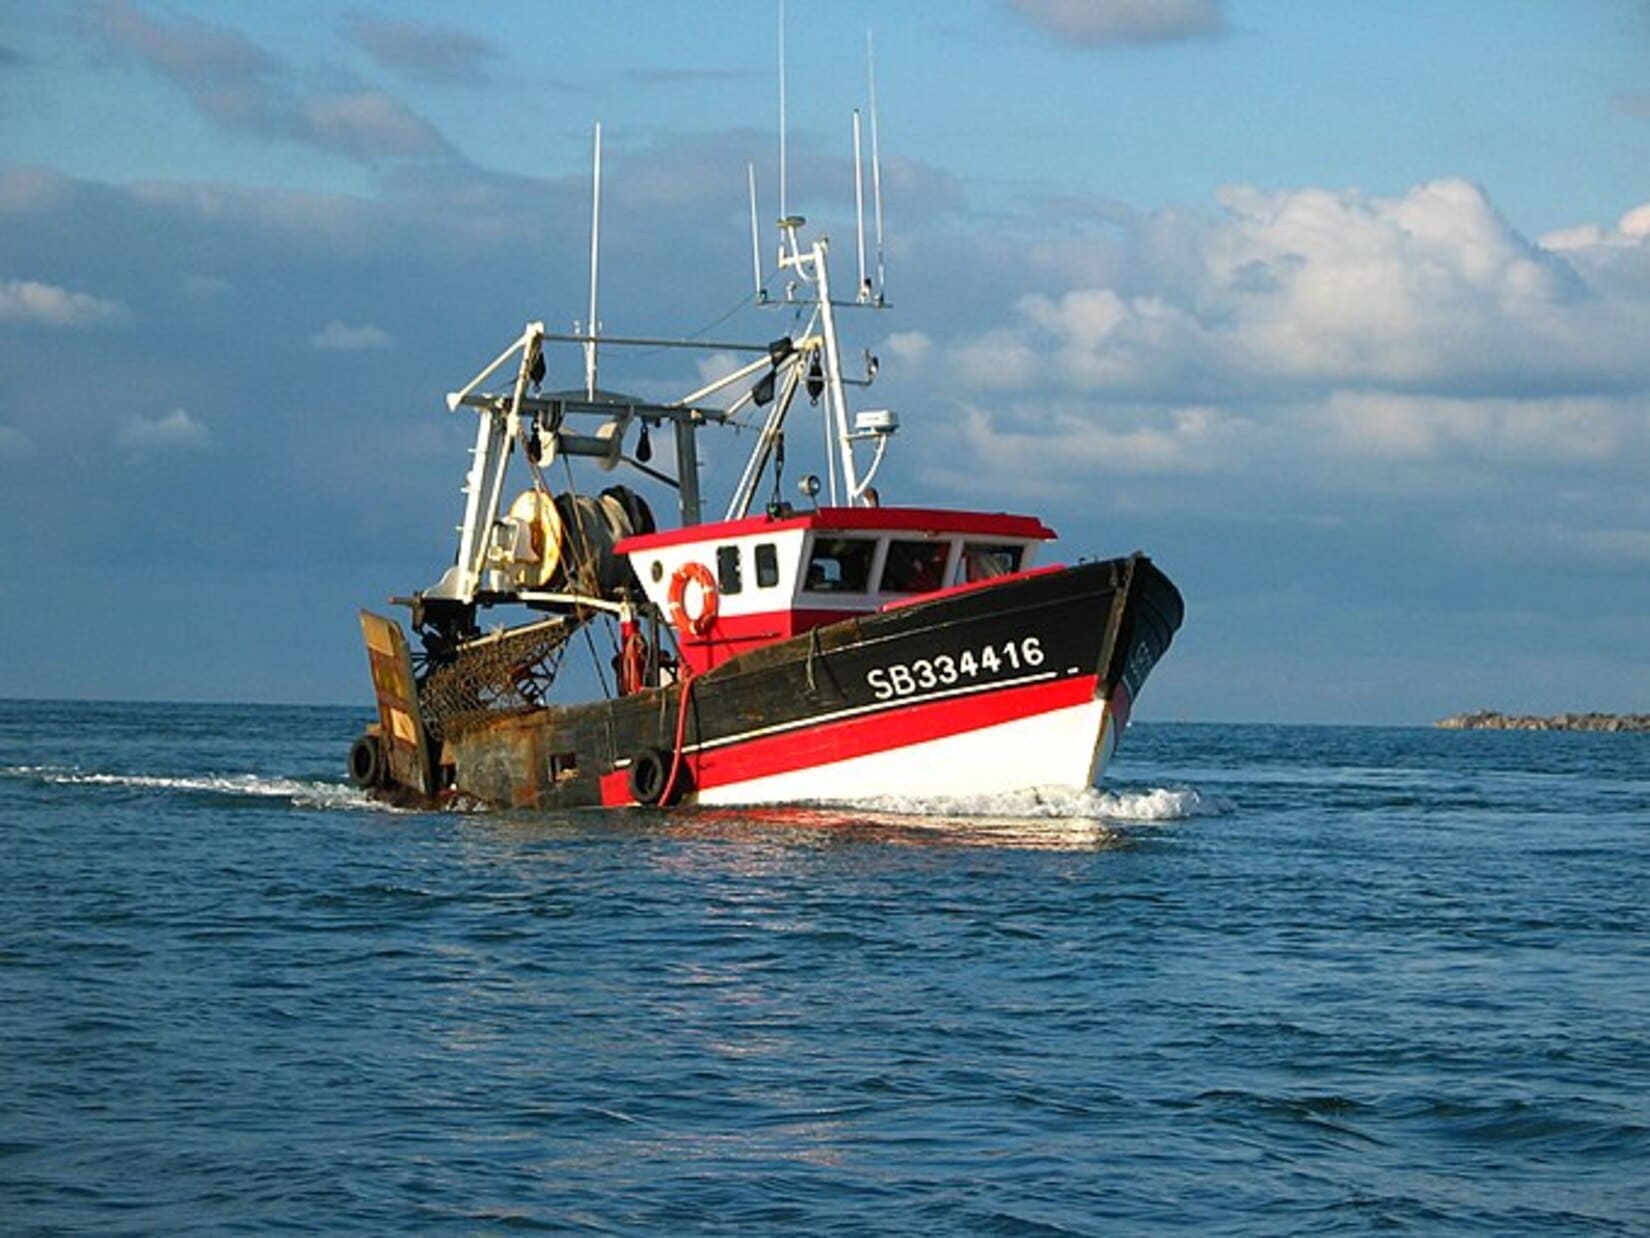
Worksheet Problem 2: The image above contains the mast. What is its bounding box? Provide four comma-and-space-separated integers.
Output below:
584, 122, 603, 400
853, 109, 868, 301
868, 30, 886, 303
778, 0, 788, 225
747, 163, 764, 303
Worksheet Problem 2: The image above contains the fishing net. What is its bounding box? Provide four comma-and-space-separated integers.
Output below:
417, 618, 577, 738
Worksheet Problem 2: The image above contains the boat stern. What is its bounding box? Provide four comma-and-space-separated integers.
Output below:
349, 611, 438, 803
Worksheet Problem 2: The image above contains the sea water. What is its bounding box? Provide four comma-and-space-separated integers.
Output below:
2, 700, 1646, 1234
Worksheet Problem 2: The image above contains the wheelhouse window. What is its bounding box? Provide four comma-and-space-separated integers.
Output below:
880, 539, 949, 593
716, 545, 743, 595
960, 542, 1023, 584
755, 542, 780, 588
804, 536, 876, 593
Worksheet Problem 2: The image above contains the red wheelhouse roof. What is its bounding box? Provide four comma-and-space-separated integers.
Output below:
614, 505, 1058, 555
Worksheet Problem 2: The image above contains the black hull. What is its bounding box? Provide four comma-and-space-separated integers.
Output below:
369, 555, 1182, 810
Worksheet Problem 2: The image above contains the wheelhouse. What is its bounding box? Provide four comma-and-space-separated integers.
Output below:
616, 506, 1058, 678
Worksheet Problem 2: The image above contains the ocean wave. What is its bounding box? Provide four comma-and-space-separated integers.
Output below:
3, 765, 381, 812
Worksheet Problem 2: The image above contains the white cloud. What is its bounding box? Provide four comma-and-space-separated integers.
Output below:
116, 407, 211, 452
1008, 0, 1225, 45
1543, 201, 1650, 251
129, 180, 380, 251
311, 320, 391, 351
883, 331, 932, 365
693, 351, 745, 389
901, 179, 1650, 516
943, 181, 1650, 406
0, 278, 130, 328
1320, 392, 1639, 464
918, 400, 1248, 500
1461, 520, 1650, 571
950, 328, 1043, 389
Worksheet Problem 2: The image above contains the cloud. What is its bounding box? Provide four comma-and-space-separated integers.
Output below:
311, 320, 391, 351
1320, 392, 1642, 465
1542, 200, 1650, 251
953, 400, 1243, 479
344, 16, 495, 84
872, 176, 1650, 532
937, 180, 1650, 408
115, 407, 211, 452
299, 92, 448, 161
1461, 519, 1650, 572
128, 179, 381, 251
1007, 0, 1225, 45
883, 331, 932, 364
87, 0, 450, 163
0, 278, 131, 327
0, 167, 74, 214
90, 0, 273, 85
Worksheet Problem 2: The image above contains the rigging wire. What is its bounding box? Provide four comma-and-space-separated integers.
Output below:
622, 278, 779, 363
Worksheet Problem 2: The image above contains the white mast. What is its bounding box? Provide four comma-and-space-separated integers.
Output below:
868, 30, 886, 303
853, 109, 868, 302
747, 162, 764, 302
778, 0, 788, 225
584, 122, 602, 400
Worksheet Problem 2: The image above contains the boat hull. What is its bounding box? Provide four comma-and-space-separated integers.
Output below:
371, 554, 1182, 811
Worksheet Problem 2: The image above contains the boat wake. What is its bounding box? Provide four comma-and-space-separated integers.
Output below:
675, 785, 1227, 850
3, 765, 384, 812
814, 784, 1230, 823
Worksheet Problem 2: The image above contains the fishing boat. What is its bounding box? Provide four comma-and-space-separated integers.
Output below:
349, 129, 1183, 811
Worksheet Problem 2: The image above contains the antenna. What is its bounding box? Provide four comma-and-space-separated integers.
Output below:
778, 0, 788, 225
853, 109, 868, 302
867, 29, 886, 303
747, 162, 765, 303
585, 121, 602, 400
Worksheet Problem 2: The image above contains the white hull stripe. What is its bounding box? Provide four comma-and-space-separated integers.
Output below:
693, 697, 1117, 807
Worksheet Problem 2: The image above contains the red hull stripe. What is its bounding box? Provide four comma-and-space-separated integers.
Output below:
694, 672, 1098, 795
597, 672, 1101, 807
599, 768, 629, 805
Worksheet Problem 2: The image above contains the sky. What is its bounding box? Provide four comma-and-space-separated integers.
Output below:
1, 0, 1648, 724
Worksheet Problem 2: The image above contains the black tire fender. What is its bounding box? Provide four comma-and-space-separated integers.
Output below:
627, 747, 681, 806
348, 733, 386, 788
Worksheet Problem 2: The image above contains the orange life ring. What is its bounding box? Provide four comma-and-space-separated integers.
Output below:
668, 561, 718, 638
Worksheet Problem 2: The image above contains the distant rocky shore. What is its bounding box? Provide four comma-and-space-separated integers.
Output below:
1437, 711, 1650, 732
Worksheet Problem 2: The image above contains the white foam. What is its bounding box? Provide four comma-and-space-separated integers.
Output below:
3, 765, 382, 811
806, 783, 1230, 824
1095, 786, 1233, 822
